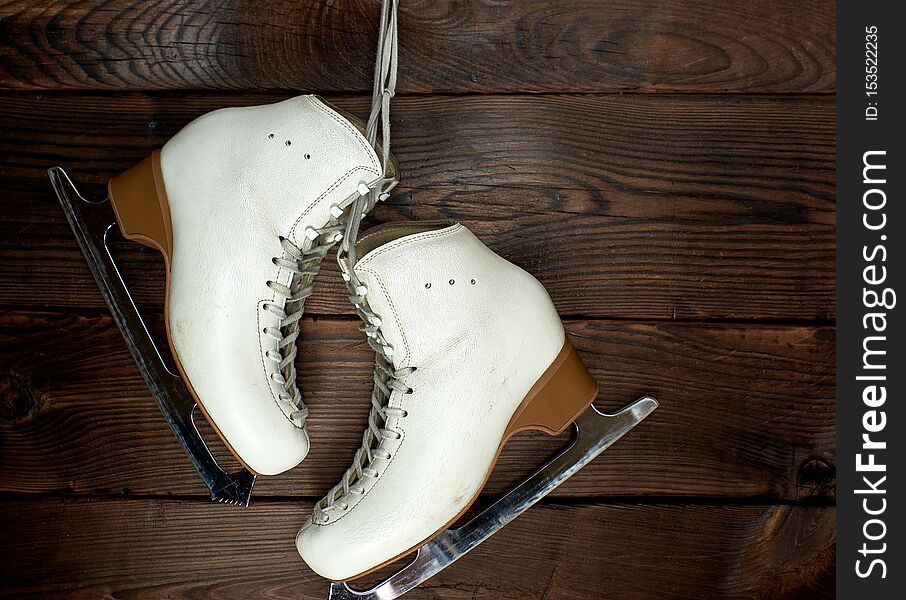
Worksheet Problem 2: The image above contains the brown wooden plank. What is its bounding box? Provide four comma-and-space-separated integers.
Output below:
0, 0, 835, 93
0, 497, 835, 599
0, 93, 835, 320
0, 311, 835, 500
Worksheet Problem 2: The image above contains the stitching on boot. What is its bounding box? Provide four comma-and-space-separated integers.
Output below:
287, 166, 381, 242
356, 224, 463, 270
307, 96, 381, 172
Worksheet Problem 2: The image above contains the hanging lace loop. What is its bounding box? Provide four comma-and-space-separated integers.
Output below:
260, 1, 399, 433
338, 0, 399, 278
365, 0, 399, 173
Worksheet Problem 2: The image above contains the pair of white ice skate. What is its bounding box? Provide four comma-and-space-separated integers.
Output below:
48, 3, 656, 598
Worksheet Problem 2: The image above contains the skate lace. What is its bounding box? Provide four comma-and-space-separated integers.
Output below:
313, 285, 414, 520
313, 0, 404, 521
264, 0, 399, 429
263, 222, 345, 425
337, 0, 399, 266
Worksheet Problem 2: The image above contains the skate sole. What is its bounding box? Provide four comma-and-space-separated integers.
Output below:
107, 150, 260, 475
337, 338, 599, 582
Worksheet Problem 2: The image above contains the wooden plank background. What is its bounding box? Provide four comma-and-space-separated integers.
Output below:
0, 1, 835, 598
0, 0, 834, 93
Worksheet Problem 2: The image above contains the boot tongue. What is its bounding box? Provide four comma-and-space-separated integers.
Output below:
354, 220, 455, 260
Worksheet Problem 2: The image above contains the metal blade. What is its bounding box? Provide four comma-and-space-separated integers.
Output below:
328, 396, 658, 600
47, 167, 256, 506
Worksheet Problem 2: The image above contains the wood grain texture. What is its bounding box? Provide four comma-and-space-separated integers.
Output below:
0, 497, 835, 599
0, 0, 837, 595
0, 93, 835, 320
0, 499, 835, 600
0, 311, 835, 500
0, 0, 835, 93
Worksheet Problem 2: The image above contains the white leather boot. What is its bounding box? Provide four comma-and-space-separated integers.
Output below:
296, 221, 600, 580
105, 95, 396, 475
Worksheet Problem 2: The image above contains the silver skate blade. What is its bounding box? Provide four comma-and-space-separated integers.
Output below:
328, 396, 658, 600
47, 167, 256, 507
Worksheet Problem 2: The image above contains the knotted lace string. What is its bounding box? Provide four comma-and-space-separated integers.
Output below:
339, 0, 399, 270
315, 0, 407, 521
366, 0, 398, 172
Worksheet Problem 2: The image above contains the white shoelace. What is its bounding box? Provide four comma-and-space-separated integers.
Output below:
315, 0, 404, 520
314, 285, 414, 519
264, 1, 399, 430
263, 224, 343, 425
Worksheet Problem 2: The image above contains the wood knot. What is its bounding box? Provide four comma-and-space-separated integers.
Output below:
0, 374, 36, 422
797, 456, 835, 492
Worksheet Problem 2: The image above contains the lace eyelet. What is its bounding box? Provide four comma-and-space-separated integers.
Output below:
406, 388, 413, 394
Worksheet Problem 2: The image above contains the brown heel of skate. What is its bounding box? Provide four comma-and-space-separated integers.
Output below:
107, 151, 260, 479
506, 340, 600, 439
107, 151, 174, 264
46, 165, 256, 506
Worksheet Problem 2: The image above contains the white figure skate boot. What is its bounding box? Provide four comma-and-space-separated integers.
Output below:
48, 95, 397, 505
296, 221, 656, 586
106, 96, 396, 477
50, 0, 401, 505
